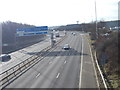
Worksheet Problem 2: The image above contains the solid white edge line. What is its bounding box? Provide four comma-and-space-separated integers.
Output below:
79, 35, 84, 88
87, 38, 100, 89
94, 51, 108, 90
86, 35, 108, 90
56, 73, 60, 78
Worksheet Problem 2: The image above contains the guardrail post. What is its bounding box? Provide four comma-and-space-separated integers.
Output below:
5, 71, 9, 83
26, 59, 31, 66
18, 64, 22, 72
12, 68, 16, 76
23, 61, 27, 68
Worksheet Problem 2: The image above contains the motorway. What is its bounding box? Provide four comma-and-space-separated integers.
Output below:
0, 33, 63, 73
5, 32, 98, 88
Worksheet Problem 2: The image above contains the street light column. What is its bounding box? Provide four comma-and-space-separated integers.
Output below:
95, 0, 98, 39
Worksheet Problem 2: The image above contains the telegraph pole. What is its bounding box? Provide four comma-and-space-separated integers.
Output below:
0, 23, 2, 55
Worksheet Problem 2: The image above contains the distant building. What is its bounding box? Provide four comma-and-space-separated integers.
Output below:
56, 20, 120, 31
104, 20, 119, 29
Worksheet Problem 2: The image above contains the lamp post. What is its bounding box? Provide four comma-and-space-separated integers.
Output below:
0, 23, 2, 55
95, 0, 98, 39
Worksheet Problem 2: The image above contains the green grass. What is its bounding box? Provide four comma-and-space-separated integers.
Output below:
111, 80, 120, 88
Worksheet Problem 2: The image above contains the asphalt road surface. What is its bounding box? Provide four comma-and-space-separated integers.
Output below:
0, 33, 63, 73
5, 32, 98, 88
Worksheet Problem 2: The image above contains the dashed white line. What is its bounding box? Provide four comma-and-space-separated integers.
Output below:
49, 61, 52, 64
56, 73, 60, 78
36, 73, 41, 78
64, 61, 66, 64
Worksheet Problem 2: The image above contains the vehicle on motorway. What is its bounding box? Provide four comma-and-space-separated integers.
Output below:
62, 44, 70, 50
55, 32, 60, 37
53, 39, 56, 43
73, 33, 76, 36
0, 54, 11, 62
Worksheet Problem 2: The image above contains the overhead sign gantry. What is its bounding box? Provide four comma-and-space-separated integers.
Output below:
16, 26, 48, 36
16, 26, 55, 48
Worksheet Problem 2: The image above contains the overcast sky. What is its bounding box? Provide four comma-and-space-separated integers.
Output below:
0, 0, 119, 26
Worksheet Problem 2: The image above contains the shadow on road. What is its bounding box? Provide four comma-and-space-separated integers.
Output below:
26, 48, 88, 57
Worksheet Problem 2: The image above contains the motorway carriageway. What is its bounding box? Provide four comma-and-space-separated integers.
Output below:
0, 32, 64, 74
4, 32, 98, 88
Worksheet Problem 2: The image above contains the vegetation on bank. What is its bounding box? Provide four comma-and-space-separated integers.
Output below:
96, 31, 119, 88
89, 25, 119, 89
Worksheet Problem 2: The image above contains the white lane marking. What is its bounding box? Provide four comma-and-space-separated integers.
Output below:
36, 73, 41, 78
79, 35, 84, 88
88, 42, 100, 89
64, 61, 66, 64
87, 36, 105, 89
56, 73, 60, 78
49, 61, 52, 64
80, 34, 84, 35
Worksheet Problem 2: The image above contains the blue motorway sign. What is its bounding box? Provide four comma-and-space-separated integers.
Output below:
16, 26, 48, 36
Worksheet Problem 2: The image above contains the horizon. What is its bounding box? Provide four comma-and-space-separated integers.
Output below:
1, 19, 119, 27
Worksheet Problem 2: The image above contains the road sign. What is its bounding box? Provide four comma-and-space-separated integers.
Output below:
16, 26, 48, 36
3, 44, 8, 46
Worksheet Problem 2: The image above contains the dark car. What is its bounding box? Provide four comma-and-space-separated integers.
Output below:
0, 54, 11, 62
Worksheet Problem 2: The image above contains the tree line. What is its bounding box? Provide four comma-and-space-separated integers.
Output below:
2, 21, 46, 54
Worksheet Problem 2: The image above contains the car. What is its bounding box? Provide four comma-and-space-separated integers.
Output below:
73, 33, 76, 36
53, 39, 56, 43
55, 32, 60, 37
0, 54, 11, 62
62, 44, 70, 50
